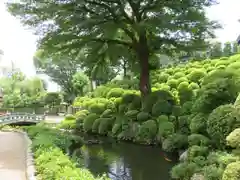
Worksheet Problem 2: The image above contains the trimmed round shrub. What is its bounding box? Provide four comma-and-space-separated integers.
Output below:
181, 101, 193, 115
190, 113, 208, 134
64, 114, 75, 121
106, 88, 124, 98
222, 161, 240, 180
203, 164, 224, 180
188, 69, 206, 82
178, 115, 191, 134
177, 77, 189, 86
158, 122, 175, 138
125, 110, 139, 120
128, 95, 141, 110
137, 112, 150, 122
152, 99, 173, 116
227, 62, 240, 70
167, 79, 178, 89
88, 103, 105, 114
136, 120, 157, 144
121, 93, 136, 104
188, 145, 209, 161
171, 162, 199, 180
188, 134, 210, 146
162, 133, 188, 152
193, 77, 239, 113
173, 72, 185, 79
226, 128, 240, 149
83, 113, 99, 132
207, 104, 240, 148
188, 82, 200, 90
92, 118, 101, 133
142, 90, 175, 113
177, 81, 189, 91
100, 109, 112, 118
157, 115, 169, 123
158, 73, 170, 83
98, 118, 114, 135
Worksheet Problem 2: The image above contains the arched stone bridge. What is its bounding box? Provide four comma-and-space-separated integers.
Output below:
0, 113, 45, 125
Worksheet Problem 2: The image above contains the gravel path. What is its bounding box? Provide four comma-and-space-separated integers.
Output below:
0, 132, 27, 180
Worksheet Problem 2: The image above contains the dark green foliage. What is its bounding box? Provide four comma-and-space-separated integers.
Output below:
193, 76, 240, 113
142, 90, 176, 113
181, 101, 194, 115
121, 93, 136, 104
136, 112, 150, 122
136, 120, 157, 144
178, 115, 190, 134
92, 118, 101, 133
207, 104, 240, 149
152, 99, 173, 116
158, 122, 175, 139
203, 165, 224, 180
98, 118, 115, 135
112, 123, 122, 136
128, 95, 142, 110
188, 146, 209, 161
190, 113, 208, 134
83, 113, 99, 132
100, 109, 113, 118
188, 134, 210, 146
171, 162, 199, 180
162, 133, 188, 152
157, 115, 169, 124
125, 110, 139, 120
118, 104, 127, 113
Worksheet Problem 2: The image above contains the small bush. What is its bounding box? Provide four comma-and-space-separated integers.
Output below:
125, 110, 139, 120
207, 104, 240, 148
167, 79, 178, 89
98, 118, 114, 135
188, 69, 206, 83
190, 113, 208, 134
136, 120, 157, 144
226, 128, 240, 149
188, 82, 200, 90
100, 109, 113, 118
92, 118, 101, 133
158, 122, 175, 138
83, 113, 99, 132
188, 146, 209, 161
174, 72, 185, 79
136, 112, 150, 122
88, 103, 105, 114
188, 134, 210, 146
118, 104, 127, 113
162, 133, 188, 152
203, 165, 224, 180
222, 161, 240, 180
157, 115, 169, 123
171, 162, 199, 180
106, 88, 124, 98
121, 93, 136, 104
152, 99, 173, 116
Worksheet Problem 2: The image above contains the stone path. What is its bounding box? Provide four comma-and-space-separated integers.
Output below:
0, 132, 27, 180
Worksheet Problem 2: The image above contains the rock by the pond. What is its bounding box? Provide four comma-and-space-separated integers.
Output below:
179, 149, 188, 162
191, 173, 205, 180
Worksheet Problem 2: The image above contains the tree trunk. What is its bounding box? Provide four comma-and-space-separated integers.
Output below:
123, 59, 127, 78
137, 32, 151, 97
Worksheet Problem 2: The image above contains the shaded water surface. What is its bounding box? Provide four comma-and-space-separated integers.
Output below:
71, 137, 176, 180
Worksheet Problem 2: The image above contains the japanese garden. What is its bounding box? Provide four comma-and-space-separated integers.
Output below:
0, 0, 239, 180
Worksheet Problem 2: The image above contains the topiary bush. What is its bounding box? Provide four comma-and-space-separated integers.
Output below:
171, 162, 199, 180
226, 128, 240, 149
188, 145, 209, 161
88, 103, 105, 114
83, 113, 99, 132
207, 104, 240, 149
222, 161, 240, 180
136, 120, 157, 144
167, 79, 178, 89
136, 112, 150, 122
100, 109, 113, 118
125, 110, 139, 120
188, 69, 206, 83
106, 88, 124, 98
158, 121, 175, 139
188, 134, 210, 146
162, 133, 188, 152
64, 114, 76, 121
189, 113, 208, 134
98, 118, 115, 135
152, 99, 173, 117
92, 118, 102, 133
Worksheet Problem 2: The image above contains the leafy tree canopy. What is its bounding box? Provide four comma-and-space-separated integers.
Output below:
8, 0, 219, 96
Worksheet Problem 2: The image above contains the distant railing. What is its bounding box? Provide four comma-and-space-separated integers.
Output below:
0, 112, 45, 125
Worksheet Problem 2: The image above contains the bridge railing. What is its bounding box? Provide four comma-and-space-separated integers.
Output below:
0, 113, 45, 124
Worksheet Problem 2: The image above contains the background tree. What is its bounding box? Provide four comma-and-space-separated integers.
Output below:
8, 0, 219, 97
223, 42, 232, 57
72, 72, 89, 96
209, 42, 222, 59
44, 92, 62, 108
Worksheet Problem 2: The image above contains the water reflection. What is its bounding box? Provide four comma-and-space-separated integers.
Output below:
71, 141, 176, 180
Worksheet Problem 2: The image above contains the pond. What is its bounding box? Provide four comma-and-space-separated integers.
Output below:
70, 136, 177, 180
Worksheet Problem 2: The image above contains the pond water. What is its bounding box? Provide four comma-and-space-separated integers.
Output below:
70, 137, 177, 180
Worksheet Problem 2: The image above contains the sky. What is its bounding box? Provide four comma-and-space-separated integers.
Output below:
0, 0, 240, 89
